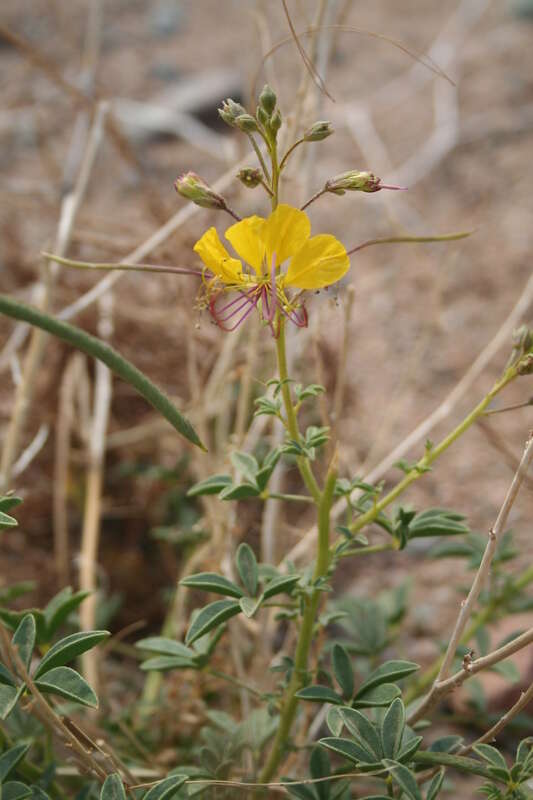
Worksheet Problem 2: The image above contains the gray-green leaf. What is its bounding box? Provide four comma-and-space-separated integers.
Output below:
236, 543, 258, 596
34, 630, 110, 678
100, 774, 126, 800
381, 698, 405, 759
12, 615, 36, 672
180, 573, 244, 599
143, 775, 188, 800
185, 600, 240, 646
34, 666, 98, 708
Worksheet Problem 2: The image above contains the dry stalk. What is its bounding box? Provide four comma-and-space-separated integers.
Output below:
409, 431, 533, 725
0, 102, 109, 492
79, 293, 114, 695
53, 353, 88, 585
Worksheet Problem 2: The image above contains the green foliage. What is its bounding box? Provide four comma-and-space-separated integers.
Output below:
0, 494, 22, 530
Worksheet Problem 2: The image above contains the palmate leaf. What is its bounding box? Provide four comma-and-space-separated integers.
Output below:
34, 630, 110, 678
34, 666, 98, 708
352, 683, 401, 709
319, 736, 379, 767
185, 600, 241, 646
338, 707, 383, 761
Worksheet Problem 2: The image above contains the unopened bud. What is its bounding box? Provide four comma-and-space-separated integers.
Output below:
235, 114, 259, 133
218, 98, 248, 127
237, 167, 262, 188
259, 84, 277, 115
303, 121, 334, 142
269, 109, 282, 135
174, 172, 226, 210
256, 106, 270, 128
325, 170, 405, 195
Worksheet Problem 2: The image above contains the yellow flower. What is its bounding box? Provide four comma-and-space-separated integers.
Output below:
193, 204, 349, 332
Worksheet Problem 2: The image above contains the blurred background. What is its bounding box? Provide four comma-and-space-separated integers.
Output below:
1, 0, 533, 778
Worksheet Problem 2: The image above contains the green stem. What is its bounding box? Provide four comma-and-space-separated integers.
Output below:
259, 460, 336, 783
0, 294, 205, 451
267, 492, 315, 503
278, 138, 305, 172
247, 133, 271, 185
275, 319, 321, 503
340, 366, 518, 546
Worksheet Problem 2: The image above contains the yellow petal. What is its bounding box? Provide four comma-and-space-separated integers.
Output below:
193, 227, 243, 284
262, 204, 311, 267
225, 216, 266, 275
285, 234, 350, 289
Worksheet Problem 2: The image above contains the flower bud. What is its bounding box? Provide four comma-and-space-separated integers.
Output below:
218, 98, 248, 127
256, 106, 270, 128
235, 114, 259, 133
303, 121, 334, 142
259, 84, 277, 115
236, 167, 262, 188
325, 170, 405, 195
174, 172, 226, 210
269, 109, 282, 135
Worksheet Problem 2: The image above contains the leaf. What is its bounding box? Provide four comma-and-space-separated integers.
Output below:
338, 707, 383, 761
383, 760, 422, 800
355, 660, 419, 698
239, 597, 262, 618
0, 685, 24, 720
185, 600, 240, 646
381, 698, 405, 759
310, 747, 331, 800
2, 782, 33, 800
0, 294, 206, 451
332, 644, 354, 699
12, 614, 36, 672
180, 573, 244, 599
327, 706, 344, 737
187, 475, 232, 497
43, 588, 90, 639
0, 743, 31, 781
140, 656, 197, 672
397, 735, 423, 763
0, 610, 47, 644
235, 543, 258, 596
428, 735, 463, 754
295, 685, 343, 704
0, 663, 17, 687
219, 484, 261, 501
100, 774, 126, 800
0, 495, 22, 513
34, 630, 110, 678
473, 745, 508, 771
0, 511, 18, 528
319, 737, 378, 766
426, 769, 445, 800
35, 666, 98, 708
230, 452, 259, 485
135, 637, 195, 659
262, 575, 300, 600
143, 775, 188, 800
283, 782, 316, 800
352, 683, 401, 709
